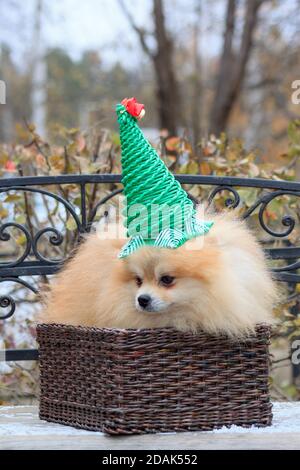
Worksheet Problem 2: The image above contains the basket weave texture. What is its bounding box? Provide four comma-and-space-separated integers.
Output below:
37, 323, 272, 435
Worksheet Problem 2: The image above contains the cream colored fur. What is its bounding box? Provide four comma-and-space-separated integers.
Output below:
39, 209, 278, 337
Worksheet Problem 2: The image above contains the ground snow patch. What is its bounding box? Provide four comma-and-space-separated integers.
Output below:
0, 402, 300, 437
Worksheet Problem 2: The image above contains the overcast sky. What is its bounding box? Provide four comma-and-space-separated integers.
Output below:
1, 0, 298, 70
43, 0, 151, 62
1, 0, 226, 69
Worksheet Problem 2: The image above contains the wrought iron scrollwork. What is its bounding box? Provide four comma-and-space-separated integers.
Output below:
88, 188, 123, 228
0, 186, 83, 267
0, 222, 32, 268
208, 185, 240, 209
243, 190, 299, 238
0, 277, 38, 320
0, 295, 15, 320
272, 260, 300, 273
32, 227, 64, 264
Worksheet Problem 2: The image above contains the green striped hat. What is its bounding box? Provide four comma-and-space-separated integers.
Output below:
117, 97, 213, 258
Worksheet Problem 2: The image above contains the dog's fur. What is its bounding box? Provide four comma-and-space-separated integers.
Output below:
40, 209, 278, 337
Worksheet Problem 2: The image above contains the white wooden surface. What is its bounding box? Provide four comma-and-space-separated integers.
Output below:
0, 402, 300, 450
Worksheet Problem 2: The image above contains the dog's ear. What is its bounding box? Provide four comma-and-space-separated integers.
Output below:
167, 244, 221, 283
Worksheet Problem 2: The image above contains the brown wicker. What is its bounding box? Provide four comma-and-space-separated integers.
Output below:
37, 323, 272, 435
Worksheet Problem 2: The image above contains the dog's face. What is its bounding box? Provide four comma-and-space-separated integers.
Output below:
118, 244, 220, 317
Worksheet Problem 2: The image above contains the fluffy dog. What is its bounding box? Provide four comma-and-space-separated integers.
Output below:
39, 208, 277, 337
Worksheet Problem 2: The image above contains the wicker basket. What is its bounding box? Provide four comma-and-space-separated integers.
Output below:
37, 323, 272, 435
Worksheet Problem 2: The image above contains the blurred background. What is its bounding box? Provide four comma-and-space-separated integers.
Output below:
1, 0, 300, 404
0, 0, 299, 154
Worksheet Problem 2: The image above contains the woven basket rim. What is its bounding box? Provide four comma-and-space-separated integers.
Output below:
36, 322, 272, 339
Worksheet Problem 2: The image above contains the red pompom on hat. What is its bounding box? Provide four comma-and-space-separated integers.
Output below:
121, 97, 145, 119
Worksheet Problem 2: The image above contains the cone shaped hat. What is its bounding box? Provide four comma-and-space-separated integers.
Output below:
116, 98, 213, 258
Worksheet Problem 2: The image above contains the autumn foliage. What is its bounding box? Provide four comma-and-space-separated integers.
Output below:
1, 120, 300, 402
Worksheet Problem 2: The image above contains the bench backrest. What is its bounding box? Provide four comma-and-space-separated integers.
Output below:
1, 174, 300, 362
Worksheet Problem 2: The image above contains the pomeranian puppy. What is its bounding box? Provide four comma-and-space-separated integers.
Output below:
40, 207, 277, 337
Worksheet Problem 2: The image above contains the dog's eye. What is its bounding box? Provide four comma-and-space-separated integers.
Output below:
135, 276, 143, 287
160, 275, 175, 287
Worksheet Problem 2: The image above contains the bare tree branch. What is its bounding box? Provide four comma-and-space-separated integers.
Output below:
236, 0, 262, 85
222, 0, 236, 66
209, 0, 266, 135
118, 0, 181, 135
118, 0, 154, 58
191, 0, 202, 151
151, 0, 181, 134
209, 0, 236, 135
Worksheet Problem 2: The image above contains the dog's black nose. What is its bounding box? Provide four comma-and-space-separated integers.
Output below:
138, 294, 151, 309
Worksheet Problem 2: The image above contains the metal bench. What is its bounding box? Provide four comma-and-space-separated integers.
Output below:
1, 173, 300, 450
0, 173, 299, 366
